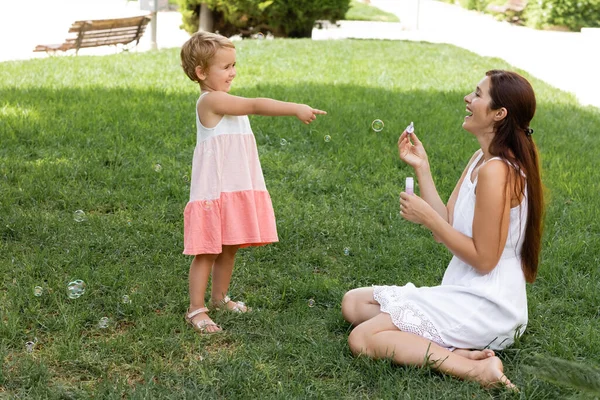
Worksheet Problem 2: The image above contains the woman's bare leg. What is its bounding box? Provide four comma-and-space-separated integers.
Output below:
189, 253, 220, 333
341, 287, 381, 326
348, 313, 515, 389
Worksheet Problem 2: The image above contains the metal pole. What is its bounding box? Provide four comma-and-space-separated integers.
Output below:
150, 10, 158, 49
416, 0, 420, 30
149, 0, 158, 50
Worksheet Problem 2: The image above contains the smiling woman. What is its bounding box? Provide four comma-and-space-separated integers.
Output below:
341, 70, 544, 391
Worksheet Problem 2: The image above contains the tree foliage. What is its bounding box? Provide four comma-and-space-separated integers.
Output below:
177, 0, 351, 38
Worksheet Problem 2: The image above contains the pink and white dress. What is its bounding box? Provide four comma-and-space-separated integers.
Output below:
183, 93, 278, 255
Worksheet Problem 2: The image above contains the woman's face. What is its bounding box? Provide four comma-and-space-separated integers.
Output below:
462, 76, 497, 134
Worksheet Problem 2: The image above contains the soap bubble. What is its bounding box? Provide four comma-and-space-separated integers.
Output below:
98, 317, 109, 329
324, 135, 331, 142
256, 32, 265, 40
73, 210, 87, 223
182, 174, 189, 183
280, 138, 288, 146
308, 299, 315, 308
25, 341, 35, 353
33, 286, 43, 297
122, 295, 131, 304
67, 280, 86, 299
371, 119, 384, 132
154, 163, 162, 172
344, 247, 350, 256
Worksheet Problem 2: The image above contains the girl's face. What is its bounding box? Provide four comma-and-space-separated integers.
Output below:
199, 47, 236, 92
462, 76, 498, 134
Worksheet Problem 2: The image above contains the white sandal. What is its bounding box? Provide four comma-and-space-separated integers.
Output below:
185, 307, 221, 334
213, 295, 250, 313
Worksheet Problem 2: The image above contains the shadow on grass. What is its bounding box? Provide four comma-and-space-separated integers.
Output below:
1, 82, 599, 398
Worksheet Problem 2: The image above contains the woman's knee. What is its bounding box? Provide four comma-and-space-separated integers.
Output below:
342, 288, 375, 321
348, 323, 380, 357
341, 289, 359, 321
348, 327, 368, 356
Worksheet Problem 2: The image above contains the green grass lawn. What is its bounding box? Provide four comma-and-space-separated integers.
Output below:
345, 0, 400, 22
1, 39, 599, 399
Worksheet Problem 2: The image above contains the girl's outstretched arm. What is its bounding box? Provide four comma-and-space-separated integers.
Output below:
200, 91, 326, 124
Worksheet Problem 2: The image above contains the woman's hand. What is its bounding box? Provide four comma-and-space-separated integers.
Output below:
398, 130, 428, 170
399, 192, 434, 226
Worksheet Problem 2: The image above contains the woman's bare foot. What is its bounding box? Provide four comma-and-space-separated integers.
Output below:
470, 356, 517, 390
454, 348, 495, 360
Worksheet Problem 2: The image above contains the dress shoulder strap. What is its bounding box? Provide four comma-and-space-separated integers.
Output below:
467, 151, 484, 176
196, 91, 209, 104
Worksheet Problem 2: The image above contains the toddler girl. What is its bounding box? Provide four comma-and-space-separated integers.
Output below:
180, 31, 326, 333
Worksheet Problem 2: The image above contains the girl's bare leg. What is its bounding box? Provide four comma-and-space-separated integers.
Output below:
210, 245, 247, 311
189, 253, 220, 333
348, 313, 515, 389
341, 287, 382, 326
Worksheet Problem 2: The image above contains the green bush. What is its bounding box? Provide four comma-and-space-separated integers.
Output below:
177, 0, 351, 38
524, 0, 600, 31
451, 0, 600, 31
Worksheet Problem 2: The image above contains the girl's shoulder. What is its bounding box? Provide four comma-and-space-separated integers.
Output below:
197, 90, 213, 102
197, 90, 239, 113
196, 91, 210, 107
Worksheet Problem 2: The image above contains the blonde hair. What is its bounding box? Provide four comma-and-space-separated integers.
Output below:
180, 31, 235, 83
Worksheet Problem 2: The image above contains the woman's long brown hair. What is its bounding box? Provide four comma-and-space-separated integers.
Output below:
486, 70, 544, 283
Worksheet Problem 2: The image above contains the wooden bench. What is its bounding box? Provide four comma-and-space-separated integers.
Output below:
487, 0, 527, 23
34, 15, 152, 54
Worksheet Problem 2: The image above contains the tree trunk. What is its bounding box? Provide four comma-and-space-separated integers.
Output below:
199, 3, 214, 32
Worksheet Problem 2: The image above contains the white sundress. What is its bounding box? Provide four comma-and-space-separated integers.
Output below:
373, 152, 529, 350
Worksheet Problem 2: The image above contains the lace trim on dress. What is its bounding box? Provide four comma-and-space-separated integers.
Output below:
374, 286, 448, 347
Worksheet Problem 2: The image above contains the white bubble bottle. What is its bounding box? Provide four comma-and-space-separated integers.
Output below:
405, 177, 414, 195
